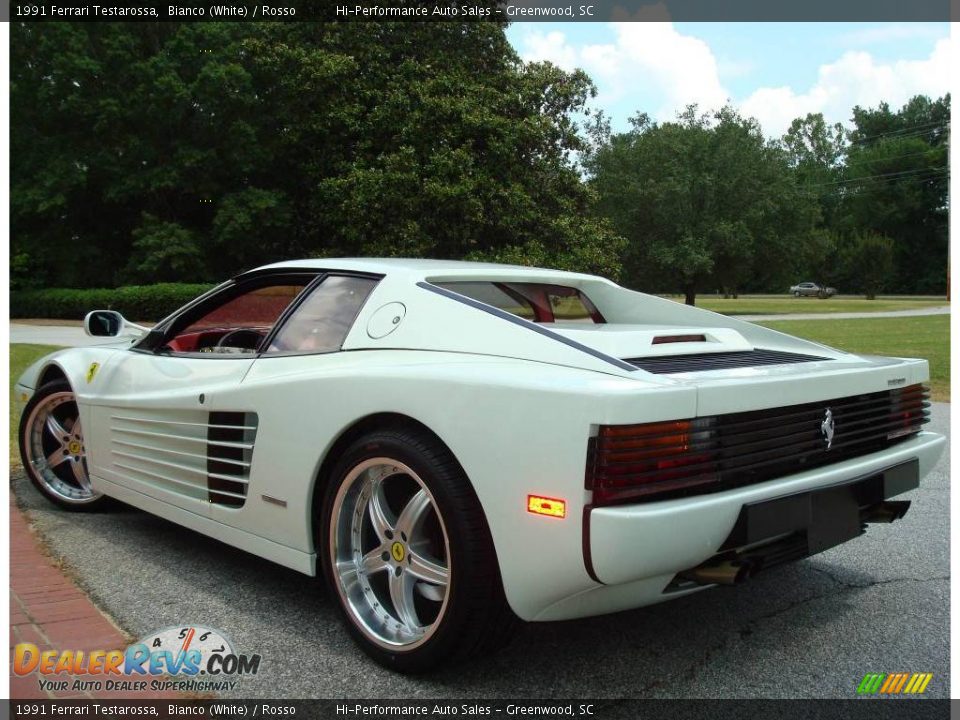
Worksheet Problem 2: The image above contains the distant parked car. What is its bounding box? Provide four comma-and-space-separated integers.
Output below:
790, 282, 837, 298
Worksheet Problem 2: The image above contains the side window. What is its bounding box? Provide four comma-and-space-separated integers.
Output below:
267, 276, 378, 354
164, 282, 310, 354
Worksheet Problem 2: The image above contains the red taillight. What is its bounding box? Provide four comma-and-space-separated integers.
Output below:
586, 419, 719, 505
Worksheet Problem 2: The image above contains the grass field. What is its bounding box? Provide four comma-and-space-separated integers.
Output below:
759, 314, 949, 402
693, 296, 947, 316
9, 344, 61, 469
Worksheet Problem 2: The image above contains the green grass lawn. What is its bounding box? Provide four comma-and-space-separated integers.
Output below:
10, 344, 62, 470
691, 296, 947, 316
759, 315, 949, 402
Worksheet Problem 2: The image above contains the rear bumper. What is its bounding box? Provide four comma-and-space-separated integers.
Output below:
532, 431, 945, 621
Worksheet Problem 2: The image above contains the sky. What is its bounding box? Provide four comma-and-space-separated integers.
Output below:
506, 22, 953, 137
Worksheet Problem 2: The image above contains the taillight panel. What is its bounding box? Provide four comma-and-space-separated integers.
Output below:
586, 384, 930, 506
587, 418, 720, 505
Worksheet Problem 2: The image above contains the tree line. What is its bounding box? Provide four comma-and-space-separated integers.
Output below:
11, 23, 949, 304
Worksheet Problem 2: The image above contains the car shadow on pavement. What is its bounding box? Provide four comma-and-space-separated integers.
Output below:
11, 469, 949, 699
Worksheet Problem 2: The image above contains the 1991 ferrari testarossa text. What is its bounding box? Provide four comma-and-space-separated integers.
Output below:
16, 259, 944, 671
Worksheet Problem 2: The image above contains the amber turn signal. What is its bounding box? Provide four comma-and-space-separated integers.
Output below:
527, 495, 566, 519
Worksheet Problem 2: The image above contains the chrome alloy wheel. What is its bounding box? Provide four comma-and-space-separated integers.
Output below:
23, 391, 100, 504
330, 458, 452, 650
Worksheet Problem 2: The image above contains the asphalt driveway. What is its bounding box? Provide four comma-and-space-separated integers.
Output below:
11, 404, 949, 699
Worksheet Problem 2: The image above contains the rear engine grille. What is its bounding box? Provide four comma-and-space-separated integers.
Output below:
625, 348, 831, 374
586, 384, 929, 505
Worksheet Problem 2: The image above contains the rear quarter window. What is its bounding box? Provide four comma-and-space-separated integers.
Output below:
435, 282, 603, 324
267, 275, 378, 353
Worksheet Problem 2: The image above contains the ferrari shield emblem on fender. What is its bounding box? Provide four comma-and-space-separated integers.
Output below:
820, 408, 835, 450
86, 362, 100, 384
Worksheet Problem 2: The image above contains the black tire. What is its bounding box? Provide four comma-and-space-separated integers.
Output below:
19, 379, 108, 511
318, 426, 518, 673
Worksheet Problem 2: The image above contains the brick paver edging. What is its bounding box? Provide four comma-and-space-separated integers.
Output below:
9, 495, 180, 700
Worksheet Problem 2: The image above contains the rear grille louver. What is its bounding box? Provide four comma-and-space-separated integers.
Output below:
109, 411, 258, 507
586, 385, 930, 505
625, 348, 832, 374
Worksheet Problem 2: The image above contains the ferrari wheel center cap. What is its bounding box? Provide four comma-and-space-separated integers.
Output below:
68, 440, 83, 456
391, 541, 406, 563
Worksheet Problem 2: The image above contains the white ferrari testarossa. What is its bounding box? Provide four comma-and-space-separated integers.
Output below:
16, 259, 944, 671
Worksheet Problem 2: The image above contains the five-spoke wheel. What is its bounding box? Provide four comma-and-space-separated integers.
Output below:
320, 427, 516, 672
330, 458, 451, 650
19, 380, 104, 509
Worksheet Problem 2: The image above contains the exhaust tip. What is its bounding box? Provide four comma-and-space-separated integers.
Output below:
865, 500, 911, 524
683, 558, 754, 586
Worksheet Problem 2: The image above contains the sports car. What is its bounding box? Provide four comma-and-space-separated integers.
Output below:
15, 259, 944, 672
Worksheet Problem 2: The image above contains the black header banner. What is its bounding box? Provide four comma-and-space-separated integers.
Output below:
1, 0, 954, 22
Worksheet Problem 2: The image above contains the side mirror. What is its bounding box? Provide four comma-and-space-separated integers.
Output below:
84, 310, 149, 338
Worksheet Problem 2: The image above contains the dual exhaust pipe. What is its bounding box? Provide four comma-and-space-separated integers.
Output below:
682, 558, 755, 586
863, 500, 911, 524
682, 500, 912, 587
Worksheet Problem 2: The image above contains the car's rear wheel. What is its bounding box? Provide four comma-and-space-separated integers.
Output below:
320, 427, 517, 672
19, 379, 106, 510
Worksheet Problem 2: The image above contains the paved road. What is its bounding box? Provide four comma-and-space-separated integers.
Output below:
11, 405, 949, 699
738, 306, 950, 322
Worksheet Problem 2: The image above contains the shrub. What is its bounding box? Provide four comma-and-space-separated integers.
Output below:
10, 283, 215, 321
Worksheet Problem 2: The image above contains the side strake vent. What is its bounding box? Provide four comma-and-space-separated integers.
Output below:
626, 348, 832, 374
207, 412, 258, 507
109, 411, 257, 508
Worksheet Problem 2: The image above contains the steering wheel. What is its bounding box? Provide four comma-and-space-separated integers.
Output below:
216, 328, 264, 351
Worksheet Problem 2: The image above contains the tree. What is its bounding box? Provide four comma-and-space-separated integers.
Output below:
837, 232, 895, 300
781, 113, 846, 231
589, 106, 819, 304
839, 95, 949, 294
11, 23, 622, 288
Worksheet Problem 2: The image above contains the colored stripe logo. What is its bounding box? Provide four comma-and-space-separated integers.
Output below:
857, 673, 933, 695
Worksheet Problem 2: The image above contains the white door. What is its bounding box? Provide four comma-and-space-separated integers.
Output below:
85, 274, 317, 517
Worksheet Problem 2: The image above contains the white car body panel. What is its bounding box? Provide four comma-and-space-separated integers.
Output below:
15, 258, 945, 622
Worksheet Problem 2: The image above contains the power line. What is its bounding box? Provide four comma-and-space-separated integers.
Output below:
804, 165, 949, 189
802, 168, 949, 198
849, 149, 945, 165
847, 120, 948, 145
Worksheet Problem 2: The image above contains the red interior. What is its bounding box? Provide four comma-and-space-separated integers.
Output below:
165, 329, 228, 352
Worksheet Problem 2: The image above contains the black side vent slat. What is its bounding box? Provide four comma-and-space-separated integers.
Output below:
207, 411, 258, 507
626, 348, 832, 374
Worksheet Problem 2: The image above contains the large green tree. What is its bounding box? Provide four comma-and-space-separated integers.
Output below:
589, 106, 819, 304
839, 95, 949, 294
11, 22, 621, 289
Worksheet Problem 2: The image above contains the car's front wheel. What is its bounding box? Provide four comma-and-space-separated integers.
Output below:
19, 379, 106, 510
320, 427, 516, 672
